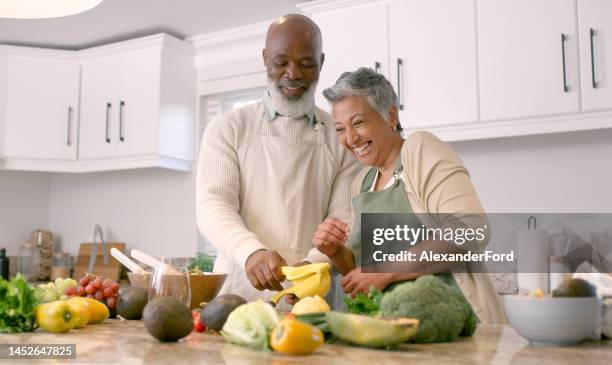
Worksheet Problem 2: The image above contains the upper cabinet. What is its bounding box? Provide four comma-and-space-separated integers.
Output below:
478, 0, 579, 121
0, 34, 196, 172
312, 4, 389, 110
578, 0, 612, 111
389, 0, 478, 127
0, 48, 80, 163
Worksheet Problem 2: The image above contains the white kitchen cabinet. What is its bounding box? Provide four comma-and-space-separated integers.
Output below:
311, 3, 388, 111
478, 0, 580, 121
79, 35, 196, 171
389, 0, 478, 128
0, 48, 79, 162
578, 0, 612, 111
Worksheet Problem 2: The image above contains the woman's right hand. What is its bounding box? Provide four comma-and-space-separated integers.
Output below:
312, 217, 349, 257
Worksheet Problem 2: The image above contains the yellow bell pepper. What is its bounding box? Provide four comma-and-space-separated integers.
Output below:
271, 318, 324, 355
35, 300, 76, 333
65, 298, 91, 328
67, 297, 109, 324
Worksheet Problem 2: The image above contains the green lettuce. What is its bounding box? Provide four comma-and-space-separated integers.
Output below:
0, 274, 38, 333
220, 300, 279, 350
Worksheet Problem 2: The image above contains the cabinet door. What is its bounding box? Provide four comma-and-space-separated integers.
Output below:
390, 0, 478, 128
578, 0, 612, 111
79, 55, 119, 160
4, 55, 79, 160
116, 49, 161, 157
311, 4, 389, 112
478, 0, 579, 120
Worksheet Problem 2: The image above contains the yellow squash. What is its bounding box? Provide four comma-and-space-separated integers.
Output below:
35, 300, 76, 333
65, 298, 91, 328
271, 263, 330, 304
67, 297, 109, 324
271, 318, 324, 355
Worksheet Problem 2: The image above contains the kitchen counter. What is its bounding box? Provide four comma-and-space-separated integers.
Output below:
0, 320, 610, 365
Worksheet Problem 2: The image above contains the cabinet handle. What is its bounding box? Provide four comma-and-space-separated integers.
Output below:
105, 102, 111, 143
374, 61, 381, 73
66, 107, 73, 146
561, 33, 569, 92
396, 58, 404, 110
590, 28, 598, 89
119, 101, 125, 142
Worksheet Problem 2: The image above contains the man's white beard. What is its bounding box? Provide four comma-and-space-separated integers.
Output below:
267, 78, 318, 119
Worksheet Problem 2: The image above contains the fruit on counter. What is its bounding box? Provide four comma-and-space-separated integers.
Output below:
143, 297, 193, 342
34, 278, 78, 303
192, 311, 206, 332
67, 297, 109, 324
65, 298, 90, 328
0, 274, 38, 333
552, 278, 597, 298
326, 311, 419, 348
35, 300, 76, 333
116, 287, 148, 320
271, 263, 331, 304
221, 300, 279, 350
380, 275, 477, 343
271, 317, 324, 355
290, 295, 331, 315
200, 294, 247, 332
72, 275, 120, 312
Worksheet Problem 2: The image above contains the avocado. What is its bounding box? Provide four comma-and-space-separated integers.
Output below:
552, 278, 597, 298
117, 287, 148, 320
200, 294, 247, 331
143, 297, 193, 342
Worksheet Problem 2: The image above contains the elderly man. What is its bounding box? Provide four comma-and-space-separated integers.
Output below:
196, 14, 359, 303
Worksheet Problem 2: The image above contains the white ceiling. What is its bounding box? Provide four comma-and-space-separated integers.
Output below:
0, 0, 304, 50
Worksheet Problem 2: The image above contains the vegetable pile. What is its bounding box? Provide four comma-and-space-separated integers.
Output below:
0, 274, 38, 333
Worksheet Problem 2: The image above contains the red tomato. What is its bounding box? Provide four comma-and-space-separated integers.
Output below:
192, 311, 206, 333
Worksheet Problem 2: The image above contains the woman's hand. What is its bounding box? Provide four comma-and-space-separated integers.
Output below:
312, 217, 349, 257
340, 267, 394, 297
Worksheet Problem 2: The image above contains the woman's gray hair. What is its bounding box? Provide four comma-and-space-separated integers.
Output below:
322, 67, 401, 130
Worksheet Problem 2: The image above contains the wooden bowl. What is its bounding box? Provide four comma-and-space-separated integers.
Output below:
127, 272, 227, 310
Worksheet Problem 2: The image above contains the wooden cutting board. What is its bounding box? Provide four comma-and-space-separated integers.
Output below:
73, 242, 126, 281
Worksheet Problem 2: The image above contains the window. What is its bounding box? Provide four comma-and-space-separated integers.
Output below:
196, 87, 265, 255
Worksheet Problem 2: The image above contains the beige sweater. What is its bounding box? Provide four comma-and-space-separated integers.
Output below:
196, 102, 359, 269
351, 131, 507, 324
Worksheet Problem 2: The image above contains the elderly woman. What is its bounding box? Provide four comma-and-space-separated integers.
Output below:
313, 67, 505, 324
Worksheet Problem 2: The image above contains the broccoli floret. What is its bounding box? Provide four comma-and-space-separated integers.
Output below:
380, 275, 476, 343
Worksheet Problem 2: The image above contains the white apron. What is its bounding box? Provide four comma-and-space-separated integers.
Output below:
213, 112, 336, 303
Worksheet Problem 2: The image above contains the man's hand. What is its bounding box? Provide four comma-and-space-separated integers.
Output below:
245, 249, 287, 291
340, 267, 394, 297
313, 217, 349, 257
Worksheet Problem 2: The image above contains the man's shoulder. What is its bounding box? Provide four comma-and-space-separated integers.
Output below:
211, 101, 264, 125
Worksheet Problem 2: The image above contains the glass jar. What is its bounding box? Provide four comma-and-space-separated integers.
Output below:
51, 252, 71, 281
19, 242, 39, 282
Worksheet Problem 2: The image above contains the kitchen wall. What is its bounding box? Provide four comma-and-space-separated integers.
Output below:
0, 171, 50, 255
46, 168, 197, 258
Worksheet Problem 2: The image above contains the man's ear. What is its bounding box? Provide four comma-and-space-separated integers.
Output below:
320, 52, 325, 70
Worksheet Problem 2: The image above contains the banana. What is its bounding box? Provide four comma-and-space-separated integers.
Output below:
271, 263, 331, 304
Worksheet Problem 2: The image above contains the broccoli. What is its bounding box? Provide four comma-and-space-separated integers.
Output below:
379, 275, 477, 343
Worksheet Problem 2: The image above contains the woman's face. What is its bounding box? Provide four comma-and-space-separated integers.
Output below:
332, 96, 398, 167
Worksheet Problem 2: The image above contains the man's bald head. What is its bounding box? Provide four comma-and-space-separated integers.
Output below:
263, 14, 325, 101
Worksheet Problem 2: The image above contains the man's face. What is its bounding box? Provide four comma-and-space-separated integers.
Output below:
263, 27, 324, 101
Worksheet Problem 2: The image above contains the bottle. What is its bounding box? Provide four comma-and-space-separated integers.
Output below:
0, 248, 9, 280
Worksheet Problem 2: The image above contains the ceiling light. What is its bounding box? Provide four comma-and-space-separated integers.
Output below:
0, 0, 104, 19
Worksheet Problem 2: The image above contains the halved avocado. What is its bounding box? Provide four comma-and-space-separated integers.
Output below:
326, 311, 419, 347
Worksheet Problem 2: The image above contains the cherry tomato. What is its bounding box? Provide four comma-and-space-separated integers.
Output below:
192, 311, 206, 333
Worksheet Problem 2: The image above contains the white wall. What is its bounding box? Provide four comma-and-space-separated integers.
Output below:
451, 128, 612, 213
0, 171, 50, 256
47, 168, 197, 258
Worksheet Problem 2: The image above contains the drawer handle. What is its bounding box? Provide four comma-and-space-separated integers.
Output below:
396, 58, 404, 110
105, 102, 111, 143
66, 106, 73, 146
119, 101, 125, 142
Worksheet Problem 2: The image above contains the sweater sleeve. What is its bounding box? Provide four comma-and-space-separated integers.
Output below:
303, 144, 361, 265
196, 113, 266, 269
403, 131, 490, 252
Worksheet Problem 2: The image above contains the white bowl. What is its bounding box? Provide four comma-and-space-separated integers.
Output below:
504, 295, 601, 346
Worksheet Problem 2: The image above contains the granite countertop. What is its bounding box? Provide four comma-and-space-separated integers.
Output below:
0, 320, 610, 365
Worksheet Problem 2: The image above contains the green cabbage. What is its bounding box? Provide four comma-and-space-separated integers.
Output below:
220, 300, 279, 350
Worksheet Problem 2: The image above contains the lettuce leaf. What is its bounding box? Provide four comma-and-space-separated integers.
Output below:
0, 274, 38, 333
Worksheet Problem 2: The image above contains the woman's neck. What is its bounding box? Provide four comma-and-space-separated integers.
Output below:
376, 134, 404, 178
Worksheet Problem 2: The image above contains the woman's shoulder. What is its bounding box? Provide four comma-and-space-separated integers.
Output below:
401, 130, 462, 166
